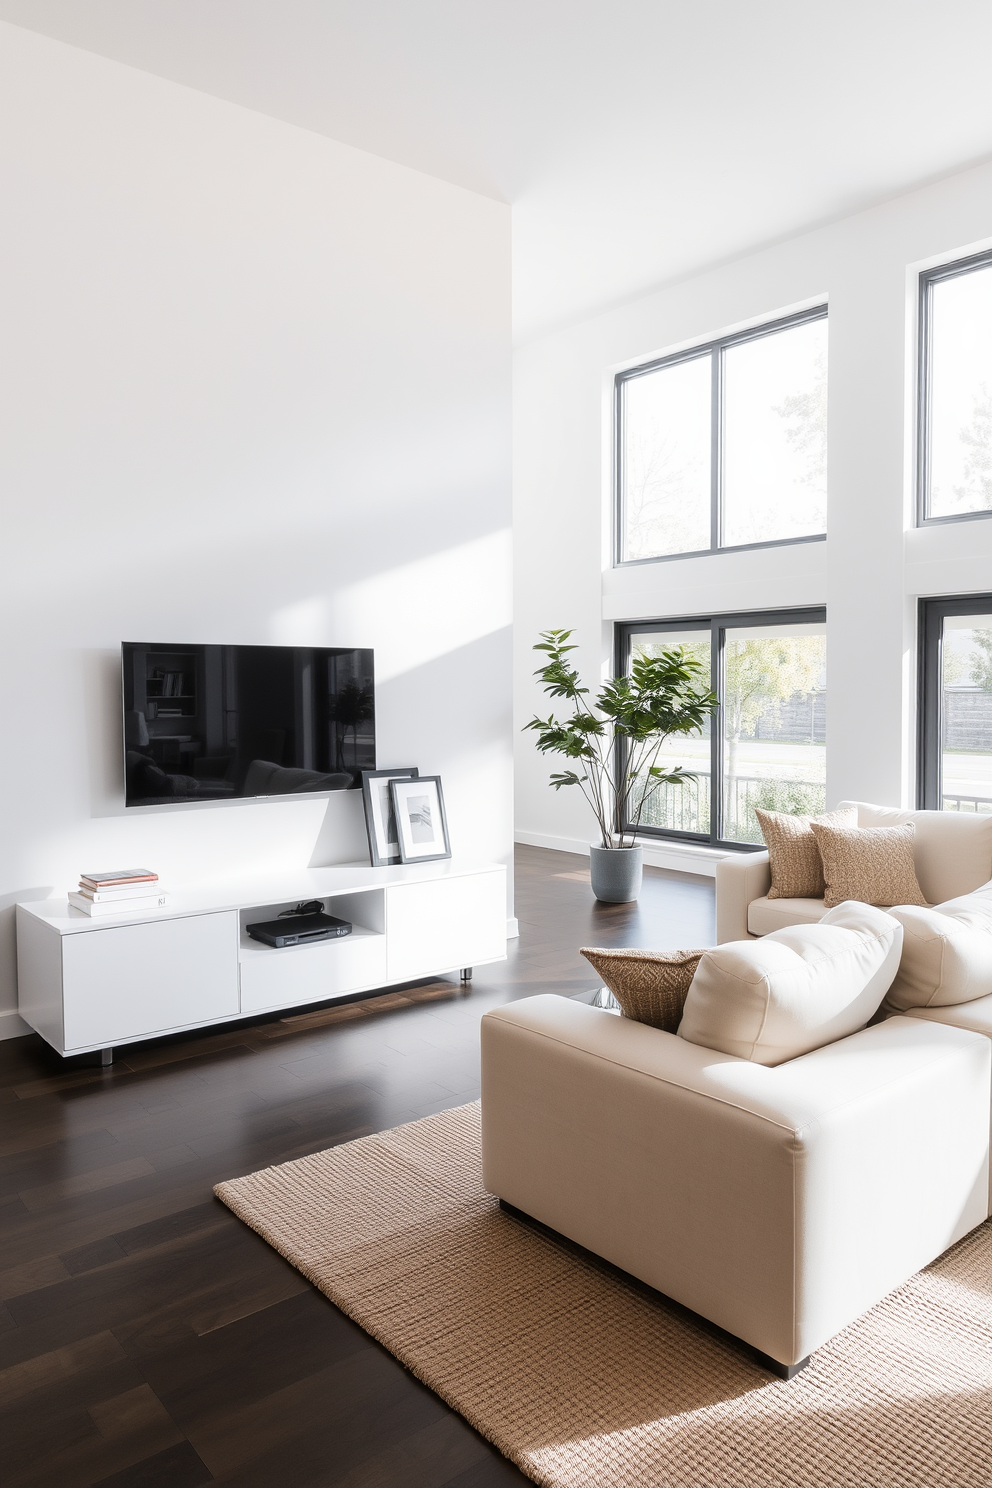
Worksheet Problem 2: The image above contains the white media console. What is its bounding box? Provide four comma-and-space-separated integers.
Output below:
16, 859, 507, 1060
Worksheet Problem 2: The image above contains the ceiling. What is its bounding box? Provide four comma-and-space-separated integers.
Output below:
3, 0, 992, 340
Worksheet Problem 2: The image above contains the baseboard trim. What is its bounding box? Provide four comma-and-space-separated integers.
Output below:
506, 918, 520, 939
514, 829, 730, 879
0, 1009, 32, 1041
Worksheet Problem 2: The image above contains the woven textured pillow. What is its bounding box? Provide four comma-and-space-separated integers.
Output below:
756, 805, 859, 899
808, 821, 927, 910
579, 947, 704, 1033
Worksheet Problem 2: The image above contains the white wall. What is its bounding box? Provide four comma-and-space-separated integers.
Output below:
0, 23, 512, 1037
514, 159, 992, 870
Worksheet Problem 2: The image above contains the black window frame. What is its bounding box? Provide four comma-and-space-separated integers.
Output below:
614, 305, 828, 567
918, 593, 992, 810
616, 606, 827, 850
917, 247, 992, 528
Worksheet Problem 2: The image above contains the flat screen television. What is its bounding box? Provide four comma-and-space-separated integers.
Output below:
122, 643, 375, 807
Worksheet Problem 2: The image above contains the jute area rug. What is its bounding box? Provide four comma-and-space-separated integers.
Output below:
216, 1103, 992, 1488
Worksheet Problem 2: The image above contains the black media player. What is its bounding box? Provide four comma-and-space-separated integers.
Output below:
246, 912, 353, 948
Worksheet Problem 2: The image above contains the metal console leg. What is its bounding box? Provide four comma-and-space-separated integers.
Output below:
460, 967, 473, 984
100, 1048, 113, 1068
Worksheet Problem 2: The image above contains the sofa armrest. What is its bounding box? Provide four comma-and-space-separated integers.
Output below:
481, 995, 990, 1367
715, 850, 770, 942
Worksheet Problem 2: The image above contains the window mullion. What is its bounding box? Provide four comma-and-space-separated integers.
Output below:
711, 620, 724, 844
711, 349, 722, 552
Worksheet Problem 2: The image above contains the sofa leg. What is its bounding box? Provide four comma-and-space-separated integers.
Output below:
750, 1348, 811, 1381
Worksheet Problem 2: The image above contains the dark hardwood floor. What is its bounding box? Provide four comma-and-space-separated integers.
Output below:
0, 846, 714, 1487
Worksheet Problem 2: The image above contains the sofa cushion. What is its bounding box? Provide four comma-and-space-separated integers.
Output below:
841, 801, 992, 906
756, 806, 858, 899
810, 821, 927, 909
747, 894, 828, 936
678, 902, 903, 1066
578, 947, 703, 1032
885, 882, 992, 1010
899, 992, 992, 1039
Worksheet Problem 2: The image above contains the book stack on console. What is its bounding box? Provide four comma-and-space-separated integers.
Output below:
68, 869, 168, 917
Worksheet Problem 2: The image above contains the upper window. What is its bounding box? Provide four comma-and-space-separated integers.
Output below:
616, 308, 827, 563
919, 250, 992, 523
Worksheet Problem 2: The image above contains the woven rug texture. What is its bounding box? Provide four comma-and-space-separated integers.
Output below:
215, 1102, 992, 1488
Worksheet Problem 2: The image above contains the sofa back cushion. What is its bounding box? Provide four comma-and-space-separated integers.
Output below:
841, 801, 992, 905
886, 883, 992, 1009
678, 902, 903, 1065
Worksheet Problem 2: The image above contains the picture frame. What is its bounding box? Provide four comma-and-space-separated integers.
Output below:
361, 767, 419, 867
389, 775, 451, 864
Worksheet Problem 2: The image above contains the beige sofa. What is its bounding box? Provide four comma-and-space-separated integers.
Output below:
481, 996, 989, 1375
716, 800, 992, 1050
716, 800, 992, 942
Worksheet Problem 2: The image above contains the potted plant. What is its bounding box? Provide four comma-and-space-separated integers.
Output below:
524, 630, 717, 902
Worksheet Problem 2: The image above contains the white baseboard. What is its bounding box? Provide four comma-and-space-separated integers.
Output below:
506, 917, 520, 939
514, 829, 730, 879
0, 1009, 31, 1041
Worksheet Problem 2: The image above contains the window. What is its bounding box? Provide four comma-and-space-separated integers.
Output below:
616, 308, 827, 563
919, 595, 992, 812
919, 250, 992, 523
618, 610, 826, 847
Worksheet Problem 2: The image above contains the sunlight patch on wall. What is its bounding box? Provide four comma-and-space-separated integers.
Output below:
271, 529, 512, 681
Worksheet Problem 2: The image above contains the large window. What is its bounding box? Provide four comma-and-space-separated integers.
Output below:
919, 596, 992, 812
616, 308, 827, 563
919, 250, 992, 523
618, 610, 826, 847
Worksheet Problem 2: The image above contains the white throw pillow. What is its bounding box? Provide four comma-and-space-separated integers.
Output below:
677, 902, 903, 1066
886, 881, 992, 1010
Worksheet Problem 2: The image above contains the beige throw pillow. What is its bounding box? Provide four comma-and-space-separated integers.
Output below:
808, 821, 927, 910
756, 805, 858, 899
579, 947, 703, 1033
677, 902, 903, 1065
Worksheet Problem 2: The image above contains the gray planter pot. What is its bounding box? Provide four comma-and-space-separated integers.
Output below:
589, 845, 643, 903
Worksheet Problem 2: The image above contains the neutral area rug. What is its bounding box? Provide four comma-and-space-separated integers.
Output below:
215, 1103, 992, 1488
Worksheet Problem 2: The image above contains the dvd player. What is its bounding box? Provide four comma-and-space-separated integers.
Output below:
246, 911, 353, 949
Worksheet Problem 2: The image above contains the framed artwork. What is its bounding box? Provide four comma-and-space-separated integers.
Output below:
389, 775, 451, 864
361, 767, 419, 866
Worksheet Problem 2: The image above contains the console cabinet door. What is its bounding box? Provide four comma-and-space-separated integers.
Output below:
385, 871, 505, 983
61, 912, 239, 1051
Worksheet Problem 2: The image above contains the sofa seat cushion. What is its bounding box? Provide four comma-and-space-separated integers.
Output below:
886, 882, 992, 1010
899, 993, 992, 1039
679, 902, 903, 1066
747, 894, 828, 935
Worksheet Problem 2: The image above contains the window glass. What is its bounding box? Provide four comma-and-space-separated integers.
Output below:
940, 614, 992, 812
721, 623, 827, 844
928, 263, 992, 519
723, 318, 827, 547
622, 356, 711, 559
628, 630, 711, 833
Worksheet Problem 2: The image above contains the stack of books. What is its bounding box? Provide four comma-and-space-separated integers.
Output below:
68, 869, 168, 917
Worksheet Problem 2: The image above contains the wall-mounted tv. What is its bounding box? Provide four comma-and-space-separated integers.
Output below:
122, 643, 375, 807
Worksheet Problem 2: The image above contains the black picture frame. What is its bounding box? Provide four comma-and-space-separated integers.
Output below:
389, 775, 451, 864
361, 767, 419, 867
